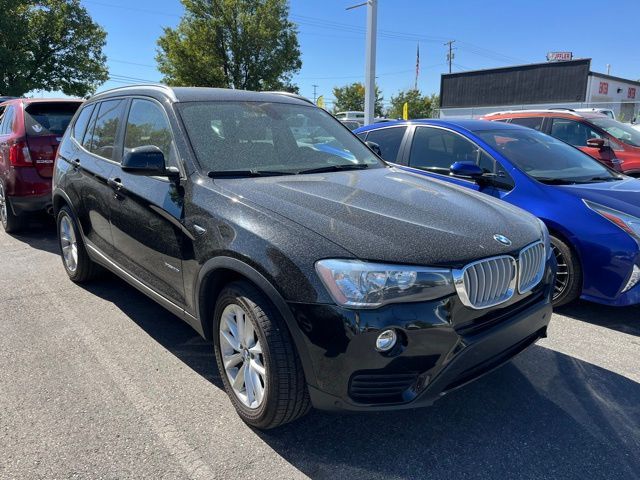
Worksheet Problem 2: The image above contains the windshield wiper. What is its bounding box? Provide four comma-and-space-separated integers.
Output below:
297, 164, 369, 174
207, 169, 295, 178
586, 176, 623, 182
535, 177, 586, 185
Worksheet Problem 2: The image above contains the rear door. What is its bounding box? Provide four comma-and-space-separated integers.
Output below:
108, 97, 187, 306
23, 102, 82, 178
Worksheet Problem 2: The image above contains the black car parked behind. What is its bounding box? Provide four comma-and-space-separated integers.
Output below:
53, 86, 555, 429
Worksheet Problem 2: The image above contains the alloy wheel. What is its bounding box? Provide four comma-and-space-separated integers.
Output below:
219, 303, 266, 409
0, 183, 7, 227
59, 215, 79, 273
551, 243, 569, 301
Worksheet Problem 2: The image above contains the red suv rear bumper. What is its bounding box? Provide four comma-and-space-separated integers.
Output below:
3, 166, 52, 214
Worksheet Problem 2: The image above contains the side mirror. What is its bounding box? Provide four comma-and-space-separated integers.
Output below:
365, 141, 383, 157
587, 138, 606, 150
450, 161, 484, 178
122, 145, 169, 176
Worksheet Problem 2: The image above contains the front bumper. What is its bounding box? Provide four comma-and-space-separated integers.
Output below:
290, 264, 554, 412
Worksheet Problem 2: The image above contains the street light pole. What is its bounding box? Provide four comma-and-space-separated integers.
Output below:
347, 0, 377, 125
364, 0, 378, 125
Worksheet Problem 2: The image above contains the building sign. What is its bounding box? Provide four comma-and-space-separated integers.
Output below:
629, 88, 637, 99
599, 82, 609, 95
546, 52, 573, 62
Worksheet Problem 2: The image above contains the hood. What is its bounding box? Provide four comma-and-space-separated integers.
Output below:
558, 177, 640, 217
216, 167, 542, 267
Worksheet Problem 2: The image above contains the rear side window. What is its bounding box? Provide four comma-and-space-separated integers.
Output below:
24, 102, 81, 137
85, 99, 126, 160
364, 127, 407, 162
72, 104, 95, 142
509, 117, 544, 131
356, 132, 367, 141
0, 106, 15, 135
124, 99, 175, 166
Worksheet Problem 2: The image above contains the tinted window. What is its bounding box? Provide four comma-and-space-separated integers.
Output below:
409, 127, 483, 172
86, 100, 126, 160
550, 119, 602, 147
476, 128, 619, 184
178, 101, 381, 173
24, 102, 81, 137
72, 104, 95, 142
0, 106, 15, 135
124, 99, 175, 165
509, 117, 544, 131
356, 132, 367, 141
364, 127, 407, 162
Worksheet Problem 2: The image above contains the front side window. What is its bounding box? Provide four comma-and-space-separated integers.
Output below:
124, 99, 175, 166
86, 99, 126, 160
364, 127, 407, 162
550, 119, 602, 147
409, 127, 487, 173
177, 101, 381, 174
509, 117, 544, 131
477, 128, 620, 184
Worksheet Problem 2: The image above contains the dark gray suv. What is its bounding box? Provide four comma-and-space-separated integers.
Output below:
53, 85, 555, 429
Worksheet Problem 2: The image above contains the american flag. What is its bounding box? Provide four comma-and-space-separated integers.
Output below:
414, 44, 420, 90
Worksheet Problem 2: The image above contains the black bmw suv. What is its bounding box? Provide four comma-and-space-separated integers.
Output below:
53, 86, 554, 429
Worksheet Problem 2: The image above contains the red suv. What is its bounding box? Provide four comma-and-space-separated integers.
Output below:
483, 109, 640, 176
0, 98, 82, 232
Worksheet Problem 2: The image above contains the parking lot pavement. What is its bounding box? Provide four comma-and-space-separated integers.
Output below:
0, 220, 638, 480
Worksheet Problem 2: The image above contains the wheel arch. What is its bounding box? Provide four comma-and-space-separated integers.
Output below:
195, 256, 317, 387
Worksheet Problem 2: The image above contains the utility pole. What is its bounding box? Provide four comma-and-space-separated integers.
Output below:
312, 84, 319, 103
347, 0, 377, 125
445, 40, 455, 74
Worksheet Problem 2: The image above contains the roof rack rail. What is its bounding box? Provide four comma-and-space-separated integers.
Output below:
548, 107, 576, 112
93, 83, 177, 101
484, 108, 583, 117
266, 91, 315, 105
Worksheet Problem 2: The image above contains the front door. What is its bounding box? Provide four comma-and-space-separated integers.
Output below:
108, 98, 187, 307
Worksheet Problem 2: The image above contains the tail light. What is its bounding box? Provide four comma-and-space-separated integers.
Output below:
8, 140, 33, 167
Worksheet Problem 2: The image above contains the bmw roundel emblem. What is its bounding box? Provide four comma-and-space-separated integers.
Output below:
494, 234, 512, 246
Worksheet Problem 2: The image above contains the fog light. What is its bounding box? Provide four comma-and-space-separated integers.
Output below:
622, 265, 640, 293
375, 329, 397, 352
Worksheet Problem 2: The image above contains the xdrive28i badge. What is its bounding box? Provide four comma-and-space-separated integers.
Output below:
493, 234, 512, 246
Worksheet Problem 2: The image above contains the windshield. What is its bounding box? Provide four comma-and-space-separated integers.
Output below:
476, 128, 620, 184
178, 101, 382, 175
590, 117, 640, 147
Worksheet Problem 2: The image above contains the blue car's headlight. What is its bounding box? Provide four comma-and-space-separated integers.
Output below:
316, 259, 455, 308
584, 200, 640, 241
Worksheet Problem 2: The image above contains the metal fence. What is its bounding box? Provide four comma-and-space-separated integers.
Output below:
437, 101, 640, 123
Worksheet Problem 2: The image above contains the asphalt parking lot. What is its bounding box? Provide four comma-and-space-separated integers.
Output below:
1, 218, 639, 480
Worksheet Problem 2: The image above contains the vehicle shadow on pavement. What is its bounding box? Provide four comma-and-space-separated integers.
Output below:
557, 300, 640, 337
79, 272, 224, 389
9, 215, 59, 255
259, 347, 640, 480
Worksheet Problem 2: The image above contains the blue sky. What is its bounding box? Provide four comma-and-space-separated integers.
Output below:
49, 0, 640, 109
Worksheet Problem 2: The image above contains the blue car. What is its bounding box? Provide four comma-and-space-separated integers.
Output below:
355, 119, 640, 307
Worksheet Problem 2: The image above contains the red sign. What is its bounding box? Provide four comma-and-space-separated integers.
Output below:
599, 82, 609, 95
629, 88, 637, 99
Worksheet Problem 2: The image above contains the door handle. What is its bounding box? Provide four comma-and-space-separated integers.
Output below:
107, 177, 125, 199
72, 158, 80, 169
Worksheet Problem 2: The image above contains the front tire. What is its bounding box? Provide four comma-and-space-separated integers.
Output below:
551, 235, 582, 307
56, 206, 100, 282
0, 181, 24, 233
213, 281, 310, 429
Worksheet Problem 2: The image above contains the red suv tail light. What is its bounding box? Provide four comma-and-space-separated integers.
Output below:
8, 140, 33, 167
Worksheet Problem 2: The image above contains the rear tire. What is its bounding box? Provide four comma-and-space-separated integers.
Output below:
213, 281, 310, 429
56, 206, 100, 282
0, 181, 24, 234
551, 235, 582, 307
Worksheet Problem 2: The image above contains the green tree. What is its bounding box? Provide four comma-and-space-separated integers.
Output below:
156, 0, 302, 91
332, 82, 384, 116
0, 0, 108, 97
388, 89, 439, 119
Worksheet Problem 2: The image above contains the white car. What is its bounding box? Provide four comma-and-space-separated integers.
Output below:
575, 107, 616, 120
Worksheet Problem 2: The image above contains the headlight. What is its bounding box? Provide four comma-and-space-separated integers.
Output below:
315, 259, 454, 308
537, 218, 551, 258
584, 199, 640, 241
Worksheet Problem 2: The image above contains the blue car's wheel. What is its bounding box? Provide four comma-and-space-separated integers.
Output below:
551, 235, 581, 307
